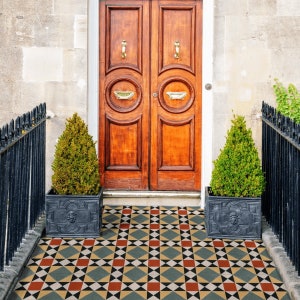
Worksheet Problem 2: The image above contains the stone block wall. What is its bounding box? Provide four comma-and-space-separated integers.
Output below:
0, 0, 88, 189
213, 0, 300, 158
1, 0, 300, 189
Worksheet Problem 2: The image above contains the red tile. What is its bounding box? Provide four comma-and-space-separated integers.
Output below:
76, 258, 90, 266
223, 282, 237, 291
148, 282, 160, 291
113, 259, 125, 267
186, 282, 199, 291
28, 281, 44, 291
83, 239, 95, 247
218, 259, 230, 268
178, 209, 188, 215
40, 258, 54, 266
150, 224, 160, 230
148, 259, 160, 267
149, 240, 160, 247
122, 208, 132, 215
183, 259, 196, 268
108, 281, 122, 291
244, 241, 256, 248
181, 240, 193, 248
260, 282, 275, 292
116, 239, 128, 247
213, 240, 225, 248
49, 238, 62, 246
150, 209, 160, 215
120, 223, 130, 230
180, 224, 190, 231
252, 259, 265, 268
68, 281, 83, 291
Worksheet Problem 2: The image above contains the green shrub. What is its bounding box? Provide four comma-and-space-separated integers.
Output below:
210, 115, 265, 198
51, 113, 100, 195
273, 78, 300, 123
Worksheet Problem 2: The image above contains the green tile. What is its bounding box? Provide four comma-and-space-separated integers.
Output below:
124, 267, 147, 281
194, 247, 215, 259
123, 292, 145, 300
93, 246, 114, 259
234, 268, 256, 282
161, 268, 183, 281
59, 246, 80, 258
132, 214, 148, 223
242, 292, 265, 300
161, 215, 177, 224
161, 230, 179, 240
81, 292, 106, 300
198, 267, 220, 281
127, 246, 148, 258
130, 229, 148, 240
163, 292, 185, 300
49, 267, 73, 281
161, 247, 181, 259
86, 268, 110, 281
227, 247, 248, 260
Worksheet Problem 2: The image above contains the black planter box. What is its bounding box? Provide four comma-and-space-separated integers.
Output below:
205, 187, 261, 240
45, 187, 104, 238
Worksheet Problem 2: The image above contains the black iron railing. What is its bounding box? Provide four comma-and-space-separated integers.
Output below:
262, 101, 300, 276
0, 103, 46, 271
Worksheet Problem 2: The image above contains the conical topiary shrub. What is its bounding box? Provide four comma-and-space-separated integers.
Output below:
51, 113, 100, 195
210, 115, 265, 198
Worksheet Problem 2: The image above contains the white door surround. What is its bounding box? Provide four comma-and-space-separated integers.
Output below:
87, 0, 214, 208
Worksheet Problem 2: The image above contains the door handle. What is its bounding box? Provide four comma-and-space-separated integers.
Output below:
166, 91, 187, 100
121, 40, 127, 59
114, 91, 134, 100
174, 41, 180, 59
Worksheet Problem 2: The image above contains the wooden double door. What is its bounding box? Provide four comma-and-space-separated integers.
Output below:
99, 0, 202, 191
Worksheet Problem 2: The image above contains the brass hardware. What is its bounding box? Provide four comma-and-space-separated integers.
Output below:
166, 91, 187, 100
121, 40, 127, 59
114, 91, 134, 100
174, 41, 180, 59
153, 92, 158, 97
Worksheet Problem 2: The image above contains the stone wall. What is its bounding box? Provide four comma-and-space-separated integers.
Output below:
0, 0, 88, 189
1, 0, 300, 189
213, 0, 300, 158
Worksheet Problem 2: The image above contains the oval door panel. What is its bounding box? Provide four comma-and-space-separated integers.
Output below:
106, 76, 142, 113
158, 77, 195, 113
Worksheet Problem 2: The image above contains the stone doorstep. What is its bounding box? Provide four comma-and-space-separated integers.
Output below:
103, 190, 201, 207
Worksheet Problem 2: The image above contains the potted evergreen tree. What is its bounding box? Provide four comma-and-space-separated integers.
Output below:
46, 113, 103, 237
205, 115, 265, 239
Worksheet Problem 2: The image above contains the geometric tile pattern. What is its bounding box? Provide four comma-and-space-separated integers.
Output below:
11, 206, 291, 299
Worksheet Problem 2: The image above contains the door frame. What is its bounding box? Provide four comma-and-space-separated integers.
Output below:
87, 0, 214, 207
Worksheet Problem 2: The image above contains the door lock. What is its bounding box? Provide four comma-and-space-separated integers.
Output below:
153, 92, 158, 97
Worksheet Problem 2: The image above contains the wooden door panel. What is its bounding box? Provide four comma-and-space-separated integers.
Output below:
105, 115, 142, 170
159, 5, 196, 74
150, 0, 202, 191
158, 116, 195, 170
99, 1, 150, 190
106, 5, 143, 73
100, 0, 202, 191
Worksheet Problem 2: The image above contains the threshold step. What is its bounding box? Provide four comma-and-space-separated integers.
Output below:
103, 190, 201, 207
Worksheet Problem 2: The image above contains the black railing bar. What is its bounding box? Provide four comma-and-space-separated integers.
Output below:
262, 117, 300, 152
0, 118, 46, 155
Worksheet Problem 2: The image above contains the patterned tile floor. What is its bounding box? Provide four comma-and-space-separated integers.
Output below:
10, 206, 290, 300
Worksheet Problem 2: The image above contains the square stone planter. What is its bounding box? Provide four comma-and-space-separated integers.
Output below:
45, 187, 104, 238
205, 187, 261, 240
